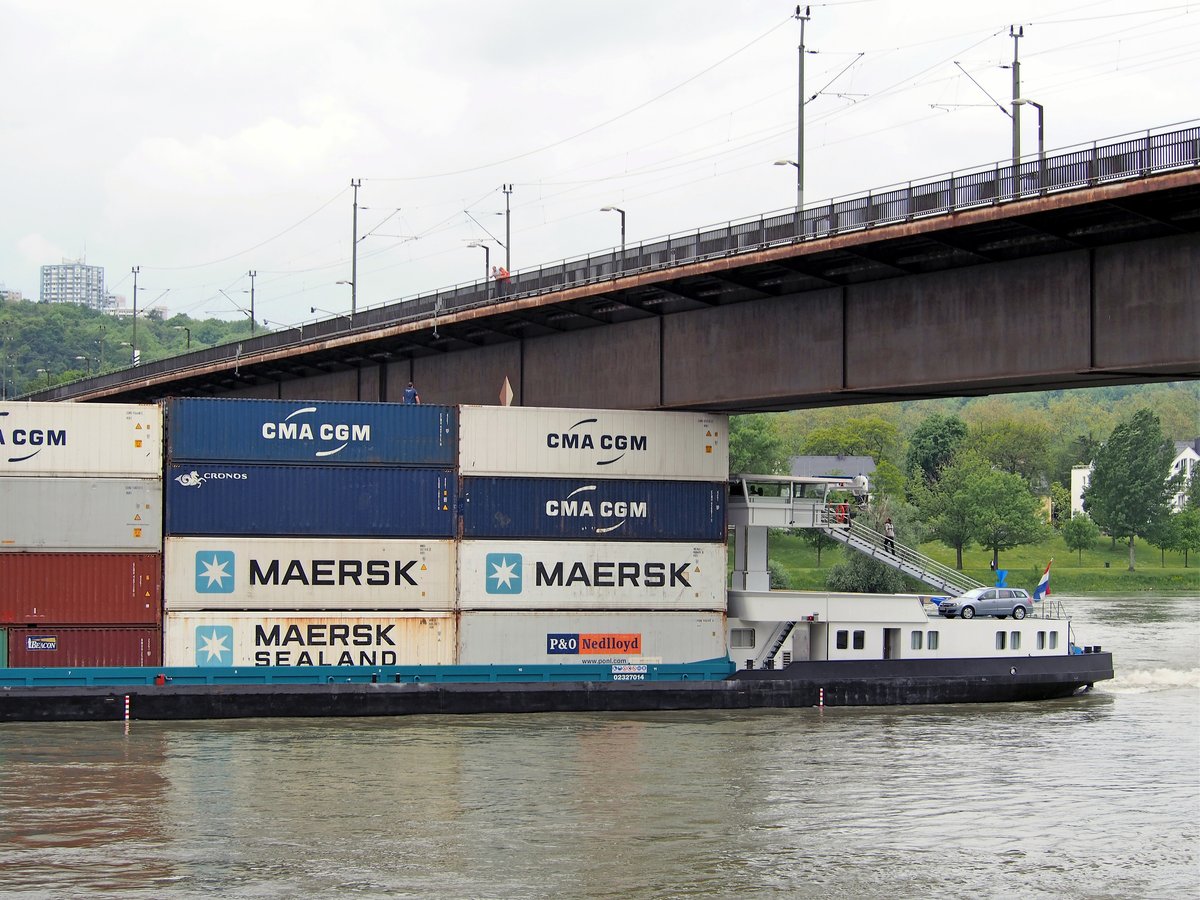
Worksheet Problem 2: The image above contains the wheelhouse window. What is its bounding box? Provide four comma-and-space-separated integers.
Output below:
911, 631, 923, 650
836, 630, 849, 650
1049, 632, 1059, 650
731, 628, 755, 649
853, 630, 865, 650
927, 631, 939, 650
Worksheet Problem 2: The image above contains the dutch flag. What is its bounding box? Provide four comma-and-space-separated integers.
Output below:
1032, 560, 1052, 601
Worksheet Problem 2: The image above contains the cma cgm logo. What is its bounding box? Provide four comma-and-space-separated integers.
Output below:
545, 417, 647, 467
175, 470, 249, 488
0, 411, 66, 464
196, 551, 236, 593
196, 626, 234, 666
545, 484, 648, 535
486, 553, 523, 594
259, 406, 372, 458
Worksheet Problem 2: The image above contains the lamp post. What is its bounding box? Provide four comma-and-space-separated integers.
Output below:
74, 355, 92, 376
467, 242, 491, 298
36, 367, 50, 388
1013, 98, 1045, 191
247, 270, 256, 335
130, 265, 140, 366
335, 281, 355, 323
599, 207, 626, 267
349, 178, 361, 318
174, 325, 191, 349
311, 305, 350, 325
794, 5, 809, 213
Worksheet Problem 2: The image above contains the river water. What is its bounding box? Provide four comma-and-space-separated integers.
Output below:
1, 596, 1197, 899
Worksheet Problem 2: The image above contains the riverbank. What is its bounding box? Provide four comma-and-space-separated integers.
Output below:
767, 532, 1200, 594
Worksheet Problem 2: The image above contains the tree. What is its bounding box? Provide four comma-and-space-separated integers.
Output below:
910, 450, 989, 569
905, 414, 967, 486
1049, 481, 1072, 529
826, 551, 909, 593
729, 414, 789, 475
1175, 507, 1200, 567
802, 529, 839, 567
1061, 513, 1101, 563
966, 466, 1048, 569
1083, 409, 1179, 571
964, 416, 1052, 487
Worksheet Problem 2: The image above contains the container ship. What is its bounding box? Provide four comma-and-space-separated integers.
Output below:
0, 399, 1113, 722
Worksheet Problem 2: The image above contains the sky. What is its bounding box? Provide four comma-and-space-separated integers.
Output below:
3, 0, 1198, 329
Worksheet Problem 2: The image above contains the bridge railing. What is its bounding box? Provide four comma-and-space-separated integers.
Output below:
35, 121, 1199, 399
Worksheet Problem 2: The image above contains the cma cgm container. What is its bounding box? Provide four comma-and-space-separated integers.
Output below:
461, 476, 726, 541
164, 537, 455, 611
457, 611, 727, 665
459, 406, 727, 481
163, 612, 455, 667
457, 541, 727, 611
165, 464, 455, 537
0, 553, 162, 625
6, 626, 161, 667
0, 401, 161, 478
0, 477, 162, 551
166, 398, 456, 466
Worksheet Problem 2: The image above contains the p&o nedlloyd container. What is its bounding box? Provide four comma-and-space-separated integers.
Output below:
166, 398, 456, 467
0, 553, 162, 625
457, 611, 727, 666
457, 541, 726, 611
0, 401, 162, 478
0, 477, 162, 551
164, 464, 455, 537
164, 537, 455, 611
460, 476, 726, 542
458, 406, 727, 481
163, 611, 455, 667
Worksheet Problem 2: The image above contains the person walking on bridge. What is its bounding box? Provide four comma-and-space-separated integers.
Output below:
884, 518, 896, 554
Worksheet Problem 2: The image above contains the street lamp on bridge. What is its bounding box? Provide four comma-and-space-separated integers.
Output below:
1013, 98, 1046, 191
599, 207, 626, 265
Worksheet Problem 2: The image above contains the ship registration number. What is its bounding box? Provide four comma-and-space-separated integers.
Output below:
611, 664, 647, 681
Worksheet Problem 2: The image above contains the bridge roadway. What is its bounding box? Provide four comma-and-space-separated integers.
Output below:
41, 132, 1200, 412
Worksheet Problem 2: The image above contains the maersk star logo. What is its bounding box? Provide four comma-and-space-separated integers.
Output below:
195, 626, 234, 666
485, 553, 522, 594
195, 551, 235, 593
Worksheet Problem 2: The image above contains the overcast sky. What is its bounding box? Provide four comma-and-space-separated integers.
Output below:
3, 0, 1197, 328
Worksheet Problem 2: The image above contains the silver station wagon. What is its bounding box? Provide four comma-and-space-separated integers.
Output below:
938, 587, 1032, 620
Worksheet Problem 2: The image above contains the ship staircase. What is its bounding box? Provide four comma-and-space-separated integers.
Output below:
728, 474, 985, 668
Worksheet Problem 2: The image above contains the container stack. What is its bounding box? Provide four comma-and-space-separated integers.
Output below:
456, 405, 730, 666
0, 402, 164, 666
161, 398, 459, 667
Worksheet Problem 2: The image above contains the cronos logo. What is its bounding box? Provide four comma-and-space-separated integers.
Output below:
259, 406, 372, 458
175, 470, 248, 488
0, 411, 67, 464
545, 417, 648, 467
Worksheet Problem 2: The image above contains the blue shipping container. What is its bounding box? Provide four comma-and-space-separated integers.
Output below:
166, 464, 455, 537
461, 477, 726, 541
166, 398, 457, 466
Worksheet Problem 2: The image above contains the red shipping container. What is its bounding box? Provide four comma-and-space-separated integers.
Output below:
6, 626, 161, 667
0, 553, 162, 625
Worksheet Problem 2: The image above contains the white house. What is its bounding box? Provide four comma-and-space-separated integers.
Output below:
1072, 438, 1198, 516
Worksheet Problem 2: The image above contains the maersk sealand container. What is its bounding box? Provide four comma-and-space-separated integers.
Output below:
165, 464, 455, 537
0, 402, 161, 477
461, 476, 726, 541
166, 398, 456, 466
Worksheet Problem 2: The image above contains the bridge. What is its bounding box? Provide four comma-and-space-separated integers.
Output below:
36, 123, 1200, 411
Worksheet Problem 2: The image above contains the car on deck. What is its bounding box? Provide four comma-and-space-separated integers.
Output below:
938, 587, 1032, 620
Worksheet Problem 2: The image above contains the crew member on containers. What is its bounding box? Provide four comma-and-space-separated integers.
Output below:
403, 382, 421, 404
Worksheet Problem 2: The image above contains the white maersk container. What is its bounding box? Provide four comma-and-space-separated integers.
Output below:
164, 537, 456, 611
457, 611, 728, 665
0, 477, 162, 551
458, 406, 727, 480
0, 402, 162, 478
458, 540, 727, 611
164, 611, 455, 667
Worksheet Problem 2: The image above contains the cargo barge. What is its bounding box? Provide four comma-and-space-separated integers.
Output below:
0, 399, 1114, 721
